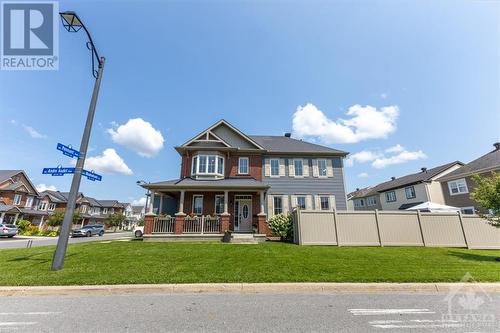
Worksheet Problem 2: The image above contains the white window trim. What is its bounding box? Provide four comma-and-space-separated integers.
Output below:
385, 191, 397, 202
13, 194, 21, 206
270, 158, 280, 178
191, 154, 225, 178
192, 195, 204, 215
272, 195, 283, 215
48, 203, 56, 211
405, 186, 416, 199
448, 178, 469, 196
296, 195, 306, 209
293, 159, 304, 177
317, 159, 328, 178
214, 195, 224, 215
238, 157, 249, 175
460, 206, 475, 215
319, 195, 330, 210
367, 196, 377, 207
25, 196, 33, 208
103, 208, 108, 214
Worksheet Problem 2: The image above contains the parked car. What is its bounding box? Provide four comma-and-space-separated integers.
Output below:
72, 224, 105, 237
133, 225, 144, 238
0, 224, 18, 238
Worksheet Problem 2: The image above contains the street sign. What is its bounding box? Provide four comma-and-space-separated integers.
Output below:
42, 167, 75, 176
57, 143, 80, 158
82, 169, 102, 182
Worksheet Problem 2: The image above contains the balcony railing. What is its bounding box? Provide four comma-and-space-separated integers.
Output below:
183, 216, 221, 234
153, 216, 175, 233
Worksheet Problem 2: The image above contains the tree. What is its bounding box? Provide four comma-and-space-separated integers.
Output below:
105, 213, 126, 231
47, 211, 83, 229
470, 172, 500, 226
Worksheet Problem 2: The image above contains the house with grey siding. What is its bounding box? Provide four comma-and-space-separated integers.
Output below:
141, 119, 348, 239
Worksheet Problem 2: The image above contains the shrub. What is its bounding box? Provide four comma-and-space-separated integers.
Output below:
16, 219, 31, 232
267, 214, 293, 241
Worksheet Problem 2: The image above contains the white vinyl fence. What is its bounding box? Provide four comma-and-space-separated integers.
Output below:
292, 210, 500, 249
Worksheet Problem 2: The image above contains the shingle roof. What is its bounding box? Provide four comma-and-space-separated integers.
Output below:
0, 170, 22, 183
40, 190, 67, 203
132, 205, 144, 214
249, 136, 347, 155
438, 146, 500, 181
350, 161, 463, 199
146, 177, 269, 189
347, 187, 375, 199
97, 200, 121, 208
0, 204, 22, 213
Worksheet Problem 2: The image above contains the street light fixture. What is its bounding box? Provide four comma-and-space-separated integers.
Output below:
51, 11, 105, 271
136, 180, 151, 213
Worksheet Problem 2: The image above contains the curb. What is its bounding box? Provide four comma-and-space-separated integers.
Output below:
0, 283, 499, 296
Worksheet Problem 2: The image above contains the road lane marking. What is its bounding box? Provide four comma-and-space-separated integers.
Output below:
349, 309, 435, 315
0, 322, 37, 326
369, 319, 459, 324
372, 323, 463, 329
0, 312, 61, 315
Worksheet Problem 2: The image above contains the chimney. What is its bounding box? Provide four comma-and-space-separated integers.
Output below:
356, 188, 360, 191
391, 176, 396, 181
421, 167, 427, 173
494, 142, 500, 150
284, 133, 291, 138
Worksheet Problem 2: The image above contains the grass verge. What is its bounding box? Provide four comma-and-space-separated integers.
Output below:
0, 241, 499, 285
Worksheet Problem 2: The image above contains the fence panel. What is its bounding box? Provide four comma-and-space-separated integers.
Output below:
336, 211, 380, 246
378, 211, 424, 246
297, 211, 337, 245
412, 213, 466, 247
461, 215, 500, 249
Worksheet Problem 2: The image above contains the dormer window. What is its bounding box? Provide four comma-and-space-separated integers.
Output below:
191, 154, 224, 179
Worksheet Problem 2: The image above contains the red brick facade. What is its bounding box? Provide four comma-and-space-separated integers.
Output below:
179, 153, 262, 180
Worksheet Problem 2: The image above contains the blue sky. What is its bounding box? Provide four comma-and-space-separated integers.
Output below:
1, 0, 499, 205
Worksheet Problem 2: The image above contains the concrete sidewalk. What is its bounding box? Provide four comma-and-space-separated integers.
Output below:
1, 282, 499, 296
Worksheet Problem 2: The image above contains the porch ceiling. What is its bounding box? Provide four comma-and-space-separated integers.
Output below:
145, 177, 269, 191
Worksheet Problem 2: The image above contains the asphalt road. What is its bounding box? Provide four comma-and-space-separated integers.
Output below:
0, 292, 498, 332
0, 232, 133, 249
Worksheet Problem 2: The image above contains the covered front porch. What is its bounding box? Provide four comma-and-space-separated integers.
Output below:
142, 178, 270, 240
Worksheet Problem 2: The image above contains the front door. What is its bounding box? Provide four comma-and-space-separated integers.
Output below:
234, 197, 252, 232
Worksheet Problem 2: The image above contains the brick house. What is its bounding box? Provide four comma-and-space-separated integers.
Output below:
141, 119, 348, 240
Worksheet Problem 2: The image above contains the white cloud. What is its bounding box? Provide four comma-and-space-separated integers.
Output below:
22, 124, 46, 139
83, 148, 133, 175
10, 119, 16, 125
380, 93, 388, 99
107, 118, 164, 157
36, 184, 56, 192
385, 144, 405, 154
350, 150, 382, 163
372, 150, 427, 169
292, 103, 399, 144
131, 197, 147, 206
357, 172, 369, 178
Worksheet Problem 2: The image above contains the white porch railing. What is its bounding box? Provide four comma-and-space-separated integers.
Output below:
153, 216, 175, 233
183, 216, 221, 234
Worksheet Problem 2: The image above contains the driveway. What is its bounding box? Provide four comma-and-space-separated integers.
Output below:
0, 232, 133, 249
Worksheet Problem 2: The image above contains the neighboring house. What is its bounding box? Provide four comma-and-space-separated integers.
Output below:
141, 119, 348, 237
438, 143, 500, 214
131, 205, 145, 221
348, 161, 463, 211
0, 170, 43, 224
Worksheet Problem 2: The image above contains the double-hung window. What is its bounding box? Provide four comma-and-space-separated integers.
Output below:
192, 195, 203, 215
198, 156, 207, 174
270, 159, 280, 177
238, 157, 249, 174
208, 156, 216, 173
296, 196, 306, 209
405, 186, 416, 199
367, 196, 377, 206
294, 160, 303, 177
25, 196, 33, 208
385, 191, 397, 202
192, 155, 224, 177
320, 196, 330, 210
38, 202, 47, 210
217, 157, 224, 174
273, 196, 283, 215
48, 203, 56, 211
13, 194, 21, 205
192, 156, 198, 174
448, 179, 468, 195
215, 195, 224, 215
317, 159, 327, 177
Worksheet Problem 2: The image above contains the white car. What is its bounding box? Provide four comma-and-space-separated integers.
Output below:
133, 226, 144, 238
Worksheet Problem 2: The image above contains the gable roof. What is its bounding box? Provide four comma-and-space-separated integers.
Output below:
97, 200, 123, 208
347, 187, 375, 200
178, 119, 265, 151
250, 136, 347, 155
438, 145, 500, 181
0, 170, 39, 195
350, 161, 463, 199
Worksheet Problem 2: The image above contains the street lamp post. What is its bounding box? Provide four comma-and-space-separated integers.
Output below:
51, 12, 105, 271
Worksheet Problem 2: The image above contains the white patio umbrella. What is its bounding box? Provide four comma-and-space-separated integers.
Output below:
406, 201, 460, 213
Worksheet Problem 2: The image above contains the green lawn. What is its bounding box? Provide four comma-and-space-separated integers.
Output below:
0, 241, 499, 285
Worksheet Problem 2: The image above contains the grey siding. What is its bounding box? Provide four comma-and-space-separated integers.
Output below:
262, 156, 347, 210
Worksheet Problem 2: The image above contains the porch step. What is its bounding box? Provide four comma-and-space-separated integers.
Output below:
229, 233, 265, 244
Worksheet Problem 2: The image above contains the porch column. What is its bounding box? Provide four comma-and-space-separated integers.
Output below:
159, 194, 164, 216
148, 192, 155, 214
0, 212, 4, 223
39, 215, 45, 230
257, 191, 269, 235
223, 191, 229, 214
14, 213, 19, 224
175, 190, 186, 234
